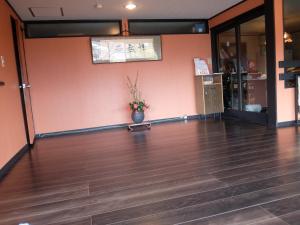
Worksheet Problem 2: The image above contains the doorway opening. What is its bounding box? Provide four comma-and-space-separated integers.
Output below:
11, 17, 35, 145
211, 5, 276, 126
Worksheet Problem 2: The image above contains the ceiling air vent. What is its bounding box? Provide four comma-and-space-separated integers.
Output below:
29, 7, 64, 18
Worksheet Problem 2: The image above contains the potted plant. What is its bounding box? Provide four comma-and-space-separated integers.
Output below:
127, 74, 149, 124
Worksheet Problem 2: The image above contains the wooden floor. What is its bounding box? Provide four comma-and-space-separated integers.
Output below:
1, 120, 300, 225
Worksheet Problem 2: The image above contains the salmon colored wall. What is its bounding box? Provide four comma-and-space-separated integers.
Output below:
274, 0, 295, 123
25, 34, 212, 134
0, 1, 27, 169
209, 0, 264, 28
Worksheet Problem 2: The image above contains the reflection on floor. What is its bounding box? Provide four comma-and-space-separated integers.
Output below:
0, 120, 300, 225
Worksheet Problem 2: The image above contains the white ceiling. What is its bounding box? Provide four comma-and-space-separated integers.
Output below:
8, 0, 243, 21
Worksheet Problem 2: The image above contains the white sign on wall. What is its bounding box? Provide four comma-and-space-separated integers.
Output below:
194, 58, 210, 76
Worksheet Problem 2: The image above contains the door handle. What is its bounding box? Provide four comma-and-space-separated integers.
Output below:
0, 81, 5, 87
20, 83, 31, 89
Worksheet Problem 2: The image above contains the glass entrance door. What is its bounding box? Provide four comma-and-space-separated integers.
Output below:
218, 28, 239, 111
240, 16, 267, 114
216, 14, 267, 120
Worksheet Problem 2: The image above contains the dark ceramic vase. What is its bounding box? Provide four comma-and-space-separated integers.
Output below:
131, 110, 145, 124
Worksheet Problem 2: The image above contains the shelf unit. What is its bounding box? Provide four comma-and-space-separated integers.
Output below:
195, 74, 224, 115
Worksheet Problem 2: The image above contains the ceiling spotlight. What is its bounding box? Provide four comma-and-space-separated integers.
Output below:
125, 2, 137, 10
95, 3, 103, 9
284, 32, 293, 43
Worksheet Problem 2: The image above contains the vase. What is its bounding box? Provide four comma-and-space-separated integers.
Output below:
131, 110, 145, 124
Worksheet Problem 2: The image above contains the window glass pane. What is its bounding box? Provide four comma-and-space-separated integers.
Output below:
240, 16, 267, 113
26, 22, 121, 38
129, 21, 208, 35
218, 28, 239, 110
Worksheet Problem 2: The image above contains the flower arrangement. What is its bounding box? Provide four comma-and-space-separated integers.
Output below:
129, 101, 148, 112
127, 74, 149, 112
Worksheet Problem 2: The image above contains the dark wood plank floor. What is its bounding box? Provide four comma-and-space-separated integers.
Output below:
1, 120, 300, 225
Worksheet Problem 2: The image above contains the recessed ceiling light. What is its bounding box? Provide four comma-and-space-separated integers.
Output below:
95, 3, 103, 9
125, 2, 137, 10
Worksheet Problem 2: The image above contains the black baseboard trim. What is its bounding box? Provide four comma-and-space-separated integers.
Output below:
36, 114, 222, 139
36, 123, 129, 139
30, 136, 37, 147
0, 144, 30, 181
277, 120, 298, 128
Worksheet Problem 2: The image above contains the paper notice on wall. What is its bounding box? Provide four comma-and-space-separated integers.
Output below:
194, 58, 210, 76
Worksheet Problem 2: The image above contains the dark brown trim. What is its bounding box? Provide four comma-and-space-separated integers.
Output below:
28, 7, 35, 17
11, 17, 31, 144
4, 0, 23, 22
209, 0, 247, 20
20, 28, 36, 137
60, 7, 65, 17
0, 144, 30, 180
296, 75, 300, 123
265, 0, 277, 128
211, 28, 218, 73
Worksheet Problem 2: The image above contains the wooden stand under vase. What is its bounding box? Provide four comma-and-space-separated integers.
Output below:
128, 122, 151, 132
